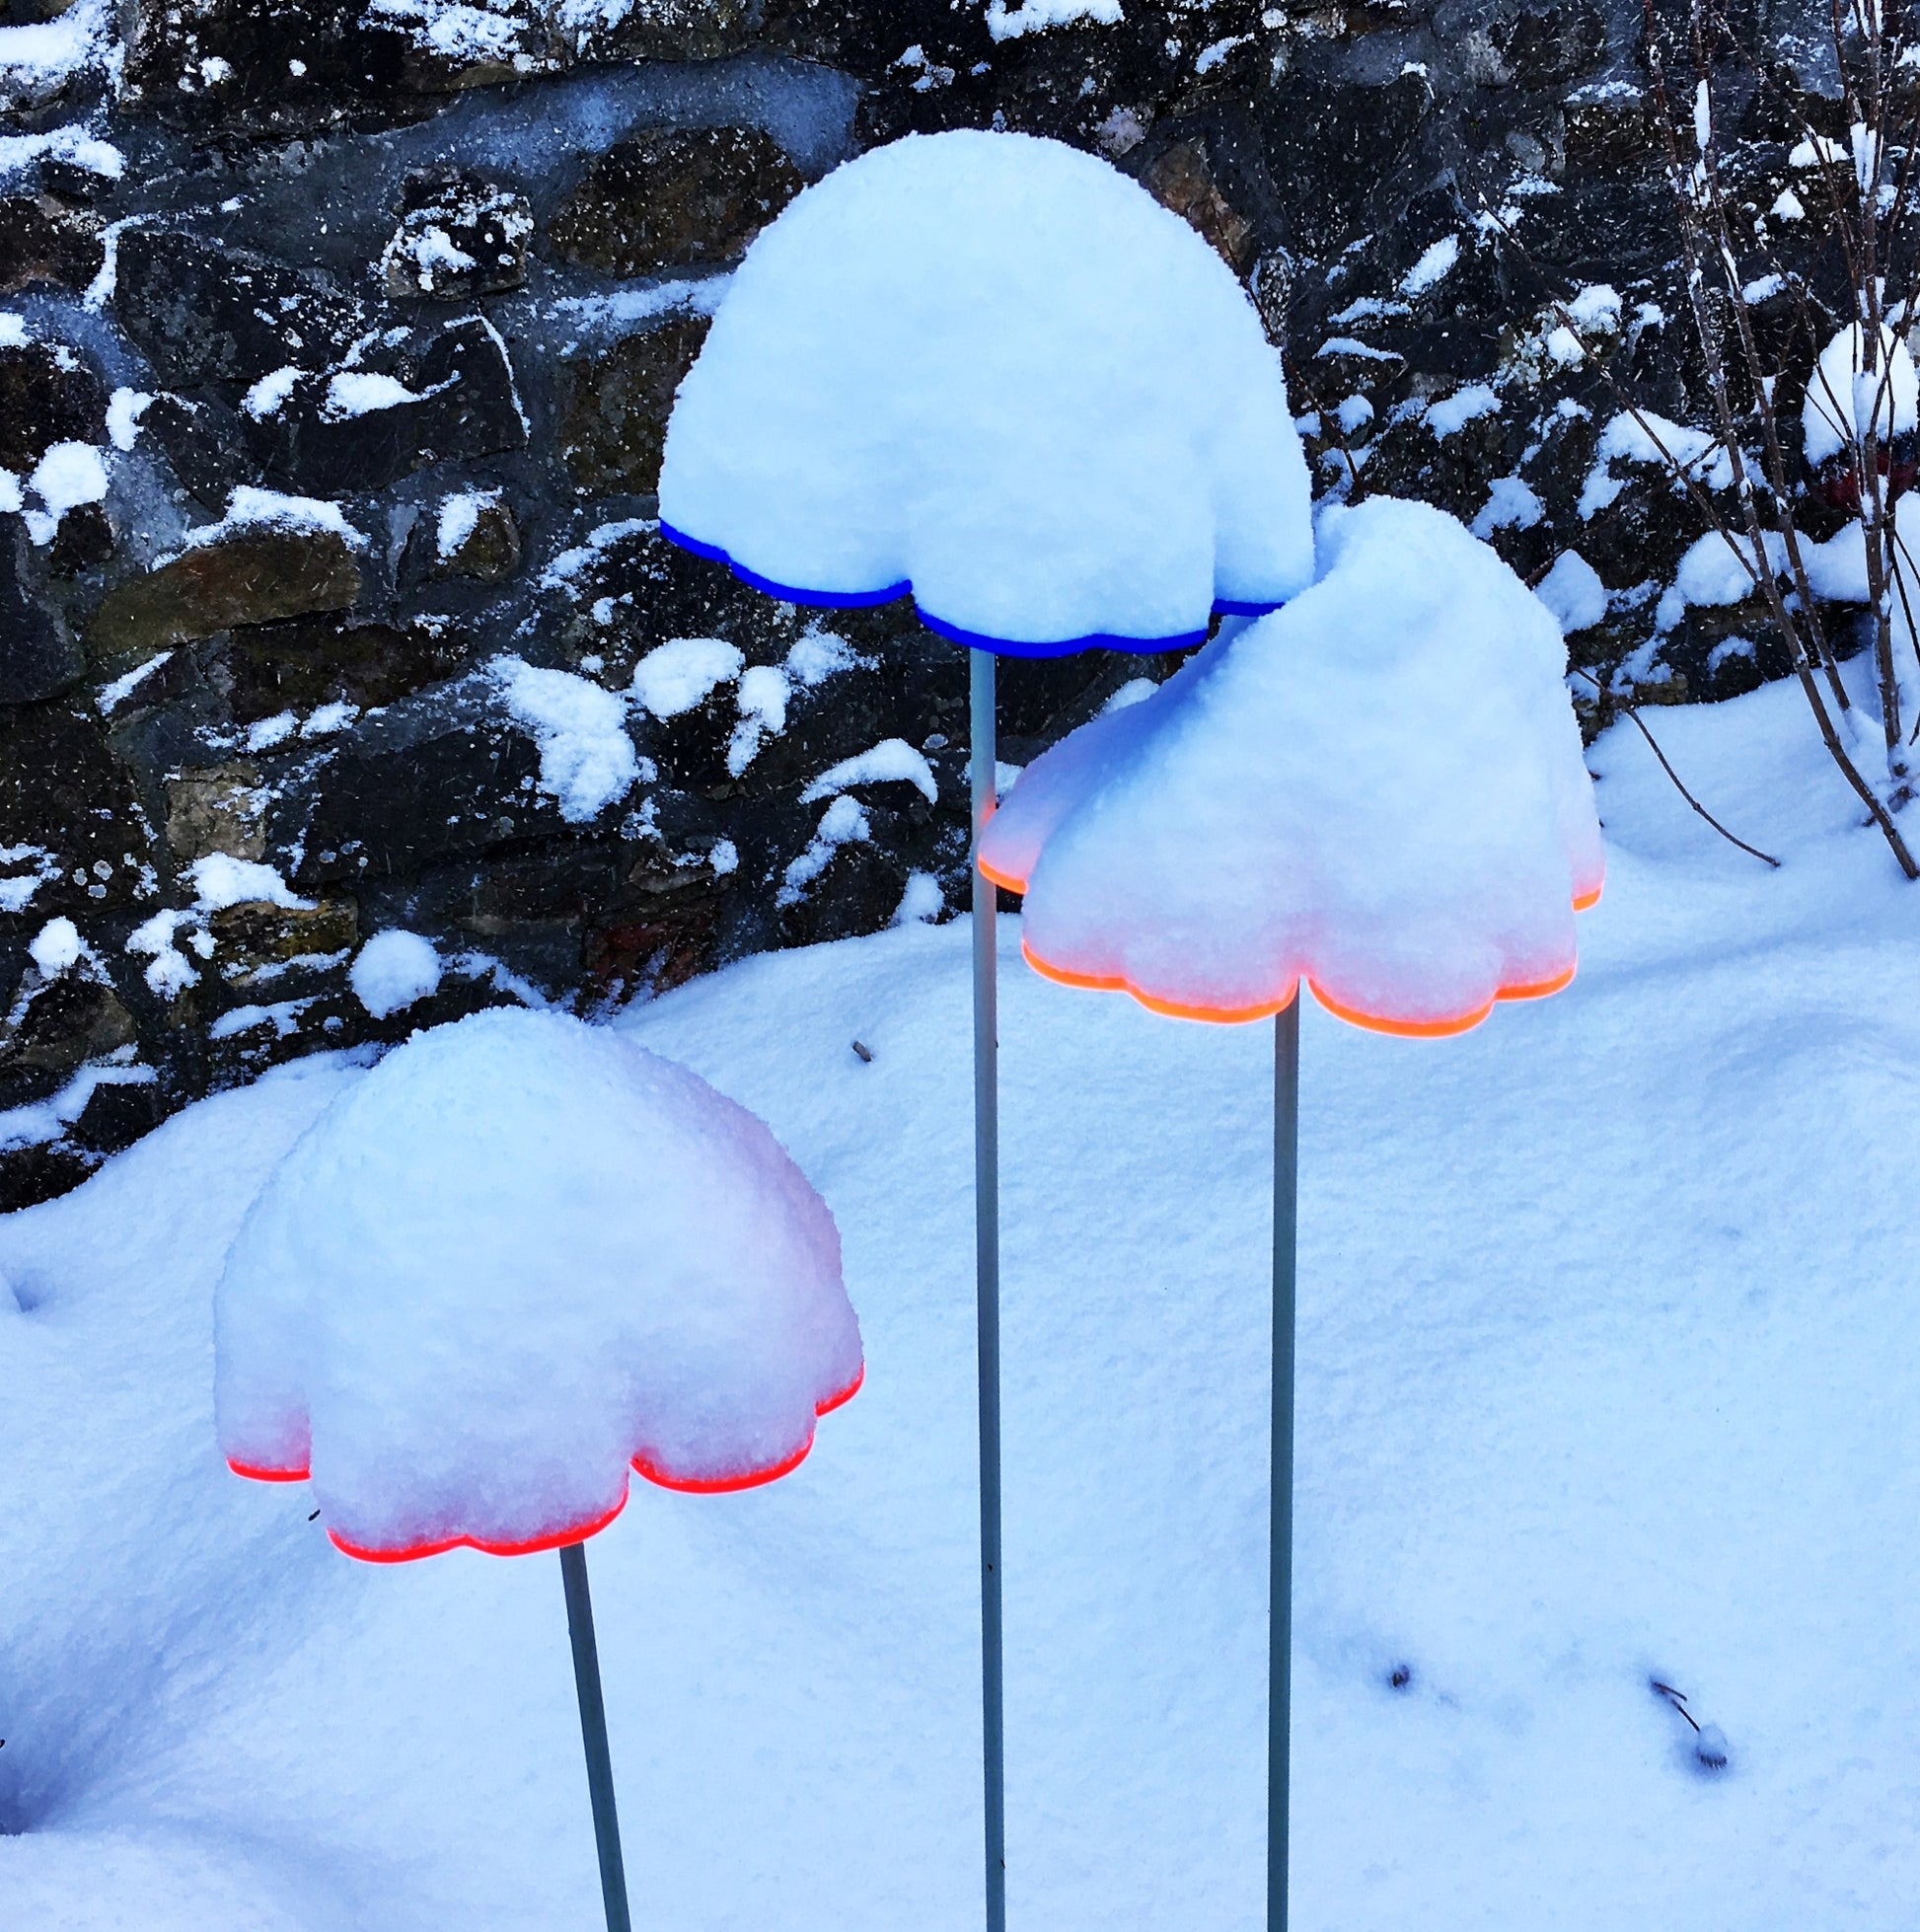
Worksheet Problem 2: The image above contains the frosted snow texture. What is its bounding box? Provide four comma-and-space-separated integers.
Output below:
351, 929, 443, 1018
1803, 325, 1918, 467
216, 1009, 863, 1560
979, 497, 1604, 1033
661, 130, 1312, 655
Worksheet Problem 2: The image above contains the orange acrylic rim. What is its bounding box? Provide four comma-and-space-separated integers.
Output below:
227, 1362, 865, 1562
1010, 869, 1601, 1036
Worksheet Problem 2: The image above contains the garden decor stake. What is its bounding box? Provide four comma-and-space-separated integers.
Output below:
656, 129, 1311, 1929
980, 496, 1603, 1931
216, 1008, 863, 1932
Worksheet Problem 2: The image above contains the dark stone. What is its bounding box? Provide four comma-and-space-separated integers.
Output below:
47, 501, 113, 578
208, 896, 358, 968
1142, 139, 1256, 271
557, 315, 710, 497
0, 339, 106, 474
1262, 68, 1436, 259
0, 519, 83, 704
1489, 0, 1606, 87
121, 0, 389, 132
425, 492, 522, 581
0, 975, 138, 1079
113, 230, 365, 394
381, 172, 533, 300
247, 315, 528, 496
226, 613, 467, 721
268, 679, 572, 890
91, 523, 363, 653
0, 705, 155, 929
0, 193, 104, 295
139, 394, 255, 512
550, 125, 803, 278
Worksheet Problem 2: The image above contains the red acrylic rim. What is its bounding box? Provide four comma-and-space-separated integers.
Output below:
227, 1362, 865, 1563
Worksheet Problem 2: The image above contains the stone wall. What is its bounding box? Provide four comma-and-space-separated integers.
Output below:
0, 0, 1863, 1204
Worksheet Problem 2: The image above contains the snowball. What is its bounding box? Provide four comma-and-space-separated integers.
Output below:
1535, 552, 1608, 634
978, 497, 1604, 1034
351, 929, 443, 1019
629, 636, 744, 718
488, 656, 640, 823
1803, 325, 1918, 467
216, 1008, 864, 1560
29, 916, 81, 978
27, 438, 106, 514
661, 130, 1312, 656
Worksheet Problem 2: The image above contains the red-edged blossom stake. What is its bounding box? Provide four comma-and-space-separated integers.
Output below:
658, 128, 1312, 1928
216, 1007, 863, 1932
980, 496, 1606, 1930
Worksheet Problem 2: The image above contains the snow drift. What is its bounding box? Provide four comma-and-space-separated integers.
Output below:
979, 497, 1604, 1032
659, 129, 1312, 655
215, 1008, 863, 1561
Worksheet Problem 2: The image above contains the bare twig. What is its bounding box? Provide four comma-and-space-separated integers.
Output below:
1573, 667, 1783, 865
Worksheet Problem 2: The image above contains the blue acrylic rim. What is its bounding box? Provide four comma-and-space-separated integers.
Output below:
659, 520, 1284, 659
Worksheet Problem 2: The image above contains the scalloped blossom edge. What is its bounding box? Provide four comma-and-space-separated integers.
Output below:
230, 1366, 864, 1563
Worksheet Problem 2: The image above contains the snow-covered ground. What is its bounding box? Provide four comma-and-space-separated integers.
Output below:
3, 673, 1918, 1928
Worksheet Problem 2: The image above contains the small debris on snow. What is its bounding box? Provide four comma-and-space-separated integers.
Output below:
850, 1038, 874, 1063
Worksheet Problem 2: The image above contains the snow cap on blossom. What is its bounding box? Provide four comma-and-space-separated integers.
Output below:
659, 128, 1313, 656
217, 1008, 862, 1562
979, 496, 1605, 1035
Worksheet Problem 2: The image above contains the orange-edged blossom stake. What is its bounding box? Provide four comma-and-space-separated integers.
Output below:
655, 127, 1314, 1930
216, 1007, 863, 1932
979, 495, 1604, 1931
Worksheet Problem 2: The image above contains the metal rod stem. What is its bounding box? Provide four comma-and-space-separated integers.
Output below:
970, 646, 1006, 1932
1269, 996, 1300, 1932
559, 1540, 632, 1932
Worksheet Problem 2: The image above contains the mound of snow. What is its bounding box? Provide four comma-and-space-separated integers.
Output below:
979, 497, 1603, 1033
216, 1009, 864, 1561
660, 130, 1312, 656
1803, 325, 1917, 468
351, 929, 443, 1018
